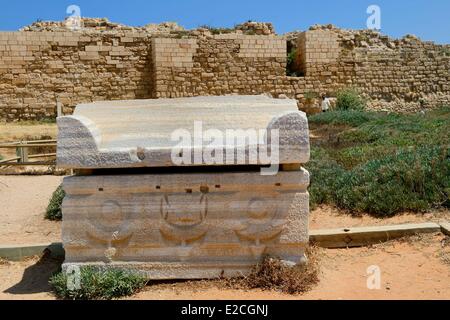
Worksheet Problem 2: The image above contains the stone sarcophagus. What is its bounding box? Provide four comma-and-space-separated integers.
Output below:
57, 95, 310, 279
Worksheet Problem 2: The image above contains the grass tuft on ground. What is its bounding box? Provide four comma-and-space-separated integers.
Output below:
240, 255, 320, 294
50, 267, 148, 300
45, 185, 65, 221
307, 106, 450, 216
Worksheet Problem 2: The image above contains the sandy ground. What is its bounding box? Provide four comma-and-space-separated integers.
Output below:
0, 233, 448, 300
0, 175, 448, 245
0, 175, 448, 300
0, 176, 62, 244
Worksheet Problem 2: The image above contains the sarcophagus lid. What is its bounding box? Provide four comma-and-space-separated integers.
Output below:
57, 95, 310, 169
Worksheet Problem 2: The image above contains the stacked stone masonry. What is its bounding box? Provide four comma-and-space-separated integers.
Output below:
0, 22, 449, 120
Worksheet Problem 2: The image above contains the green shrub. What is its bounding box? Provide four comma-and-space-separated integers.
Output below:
307, 107, 450, 215
336, 88, 366, 111
334, 146, 449, 216
309, 110, 380, 127
286, 48, 298, 76
50, 267, 147, 300
441, 48, 450, 57
46, 185, 65, 221
305, 149, 346, 209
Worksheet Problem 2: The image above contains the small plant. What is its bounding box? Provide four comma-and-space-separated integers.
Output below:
336, 88, 366, 111
304, 91, 318, 103
50, 267, 148, 300
198, 25, 235, 35
240, 250, 320, 294
37, 117, 57, 124
286, 48, 298, 76
46, 184, 65, 221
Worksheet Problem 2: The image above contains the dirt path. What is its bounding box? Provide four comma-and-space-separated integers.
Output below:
132, 233, 450, 300
0, 175, 448, 245
1, 233, 448, 300
0, 176, 448, 300
0, 176, 63, 245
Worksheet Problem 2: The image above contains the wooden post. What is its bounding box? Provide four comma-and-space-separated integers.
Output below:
16, 143, 29, 163
57, 101, 63, 117
281, 163, 301, 171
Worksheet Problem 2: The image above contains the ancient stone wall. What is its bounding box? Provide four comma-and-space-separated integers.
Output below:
153, 34, 286, 98
288, 27, 450, 113
0, 21, 449, 120
0, 31, 152, 120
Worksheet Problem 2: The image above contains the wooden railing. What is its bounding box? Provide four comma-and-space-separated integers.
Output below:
0, 139, 56, 166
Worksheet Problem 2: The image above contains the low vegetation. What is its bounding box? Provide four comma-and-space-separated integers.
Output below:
45, 185, 65, 221
335, 88, 367, 111
239, 254, 320, 294
286, 48, 298, 76
197, 24, 235, 35
307, 106, 450, 216
50, 267, 148, 300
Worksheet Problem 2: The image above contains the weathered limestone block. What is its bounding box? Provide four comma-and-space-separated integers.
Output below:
57, 95, 310, 168
57, 95, 311, 279
62, 170, 309, 279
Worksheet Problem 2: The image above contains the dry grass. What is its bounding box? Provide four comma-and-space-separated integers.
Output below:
0, 258, 11, 266
0, 121, 57, 142
228, 248, 320, 294
145, 247, 321, 296
0, 121, 57, 163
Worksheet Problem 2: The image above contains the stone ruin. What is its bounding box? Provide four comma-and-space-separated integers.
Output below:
1, 19, 449, 121
57, 95, 310, 279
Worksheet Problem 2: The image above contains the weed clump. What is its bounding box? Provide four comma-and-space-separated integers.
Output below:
45, 184, 65, 221
240, 253, 320, 294
50, 267, 147, 300
336, 88, 366, 111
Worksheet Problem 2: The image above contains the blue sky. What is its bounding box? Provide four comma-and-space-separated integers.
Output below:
0, 0, 448, 43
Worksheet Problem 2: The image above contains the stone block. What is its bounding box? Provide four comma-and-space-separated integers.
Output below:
57, 95, 311, 279
62, 170, 310, 279
57, 96, 310, 169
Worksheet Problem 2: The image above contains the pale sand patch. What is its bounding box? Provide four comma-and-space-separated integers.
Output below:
0, 175, 63, 245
